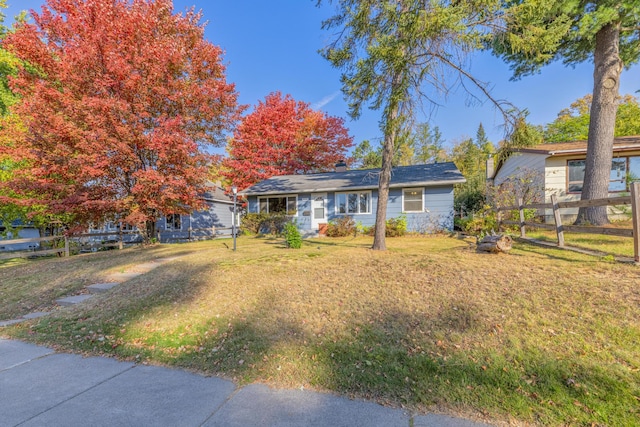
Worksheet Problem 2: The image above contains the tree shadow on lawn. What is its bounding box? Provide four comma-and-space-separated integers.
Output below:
0, 245, 204, 321
7, 253, 215, 346
12, 253, 638, 426
509, 243, 604, 264
160, 293, 636, 426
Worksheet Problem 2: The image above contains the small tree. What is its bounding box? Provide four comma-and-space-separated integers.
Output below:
2, 0, 240, 239
545, 94, 640, 142
222, 92, 353, 190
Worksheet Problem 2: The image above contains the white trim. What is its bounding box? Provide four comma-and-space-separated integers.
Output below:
311, 193, 327, 229
402, 187, 424, 213
334, 190, 372, 215
165, 214, 182, 231
257, 194, 298, 216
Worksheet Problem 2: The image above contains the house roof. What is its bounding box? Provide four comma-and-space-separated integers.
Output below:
510, 135, 640, 155
240, 162, 465, 196
202, 182, 233, 203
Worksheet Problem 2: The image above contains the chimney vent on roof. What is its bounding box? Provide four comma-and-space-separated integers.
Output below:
335, 160, 347, 172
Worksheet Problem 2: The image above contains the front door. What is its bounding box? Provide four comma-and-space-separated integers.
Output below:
311, 193, 326, 230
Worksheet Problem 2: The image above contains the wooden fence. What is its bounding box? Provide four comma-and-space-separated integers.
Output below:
0, 230, 141, 261
0, 226, 236, 261
496, 182, 640, 263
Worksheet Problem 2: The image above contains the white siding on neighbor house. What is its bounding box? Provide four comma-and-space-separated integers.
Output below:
494, 152, 547, 186
496, 148, 640, 223
544, 156, 570, 200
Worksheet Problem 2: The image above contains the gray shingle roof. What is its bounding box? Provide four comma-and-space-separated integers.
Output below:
202, 182, 233, 203
241, 162, 465, 196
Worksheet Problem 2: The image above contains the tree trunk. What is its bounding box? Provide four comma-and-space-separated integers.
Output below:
372, 76, 402, 251
145, 219, 157, 244
476, 234, 512, 253
575, 22, 622, 226
372, 122, 395, 250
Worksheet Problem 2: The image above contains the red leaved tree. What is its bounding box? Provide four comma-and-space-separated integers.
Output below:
1, 0, 239, 237
222, 92, 353, 190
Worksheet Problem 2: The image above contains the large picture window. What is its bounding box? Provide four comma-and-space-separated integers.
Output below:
568, 156, 640, 193
336, 191, 371, 214
403, 188, 424, 212
258, 196, 297, 215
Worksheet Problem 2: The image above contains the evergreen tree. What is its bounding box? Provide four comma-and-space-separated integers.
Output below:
492, 0, 640, 225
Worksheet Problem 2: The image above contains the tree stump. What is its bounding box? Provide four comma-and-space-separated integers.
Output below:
476, 234, 512, 253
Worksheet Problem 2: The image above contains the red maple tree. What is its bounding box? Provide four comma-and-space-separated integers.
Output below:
222, 92, 353, 190
1, 0, 239, 235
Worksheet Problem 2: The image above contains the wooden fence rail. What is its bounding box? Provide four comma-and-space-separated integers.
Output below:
495, 182, 640, 263
0, 227, 235, 261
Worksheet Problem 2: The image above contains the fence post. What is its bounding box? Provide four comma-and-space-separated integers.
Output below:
517, 197, 526, 238
551, 194, 565, 247
118, 222, 123, 250
64, 236, 69, 257
631, 182, 640, 264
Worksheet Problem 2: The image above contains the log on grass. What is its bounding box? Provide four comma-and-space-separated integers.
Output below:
476, 234, 513, 253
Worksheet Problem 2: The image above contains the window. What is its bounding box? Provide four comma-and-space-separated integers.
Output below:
258, 196, 297, 215
336, 191, 371, 214
567, 160, 586, 193
166, 214, 181, 230
403, 188, 424, 212
120, 222, 135, 231
568, 156, 640, 193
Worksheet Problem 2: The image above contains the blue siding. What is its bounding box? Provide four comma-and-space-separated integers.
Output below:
0, 227, 40, 251
248, 185, 455, 234
159, 200, 235, 242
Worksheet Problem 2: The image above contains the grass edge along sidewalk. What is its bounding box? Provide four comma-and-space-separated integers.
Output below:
2, 236, 640, 426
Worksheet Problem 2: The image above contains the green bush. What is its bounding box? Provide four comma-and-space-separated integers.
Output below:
326, 216, 356, 237
367, 215, 407, 237
283, 221, 302, 249
455, 206, 498, 236
385, 215, 407, 237
241, 213, 289, 235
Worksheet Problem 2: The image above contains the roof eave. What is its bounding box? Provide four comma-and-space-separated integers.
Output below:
240, 178, 466, 196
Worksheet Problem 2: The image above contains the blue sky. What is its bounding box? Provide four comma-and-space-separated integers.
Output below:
4, 0, 640, 152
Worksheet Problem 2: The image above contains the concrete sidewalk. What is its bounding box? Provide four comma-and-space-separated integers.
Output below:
0, 338, 493, 427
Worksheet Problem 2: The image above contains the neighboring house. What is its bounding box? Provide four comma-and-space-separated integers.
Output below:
87, 183, 237, 243
240, 162, 465, 235
489, 136, 640, 221
0, 220, 40, 252
157, 182, 236, 242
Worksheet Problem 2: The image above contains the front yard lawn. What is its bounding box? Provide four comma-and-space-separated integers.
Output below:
2, 235, 639, 426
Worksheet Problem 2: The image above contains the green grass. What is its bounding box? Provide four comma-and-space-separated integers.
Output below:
2, 235, 639, 426
525, 220, 636, 259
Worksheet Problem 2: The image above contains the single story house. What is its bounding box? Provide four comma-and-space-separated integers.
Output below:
489, 135, 640, 221
240, 162, 465, 235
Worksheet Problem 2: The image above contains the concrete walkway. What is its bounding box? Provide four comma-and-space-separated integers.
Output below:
0, 339, 493, 427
